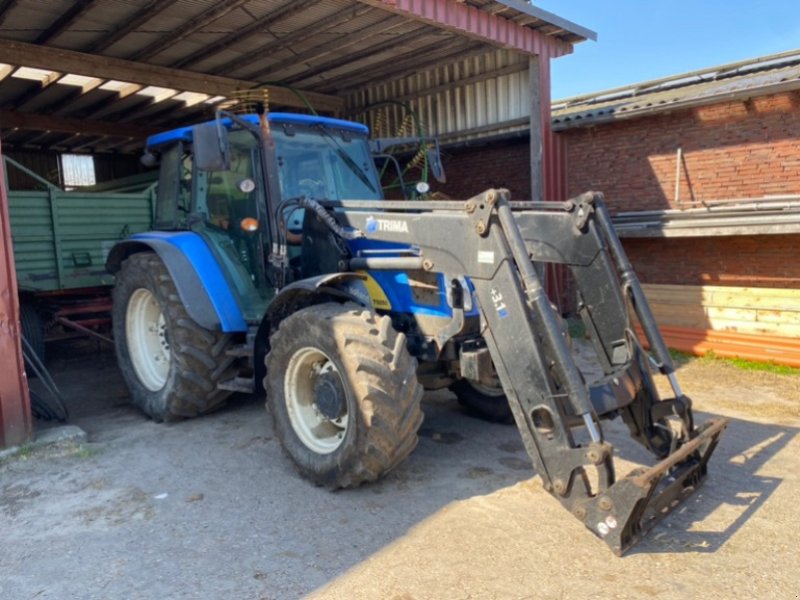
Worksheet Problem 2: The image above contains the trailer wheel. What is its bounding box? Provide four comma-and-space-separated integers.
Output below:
112, 252, 236, 422
265, 303, 423, 488
451, 378, 513, 424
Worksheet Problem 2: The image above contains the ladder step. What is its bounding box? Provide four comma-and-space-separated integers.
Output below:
217, 376, 255, 394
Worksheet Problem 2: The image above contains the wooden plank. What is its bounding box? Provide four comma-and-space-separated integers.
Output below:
0, 110, 157, 139
0, 39, 342, 112
642, 284, 800, 310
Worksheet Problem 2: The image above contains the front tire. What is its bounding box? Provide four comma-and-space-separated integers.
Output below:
265, 303, 424, 488
112, 252, 236, 422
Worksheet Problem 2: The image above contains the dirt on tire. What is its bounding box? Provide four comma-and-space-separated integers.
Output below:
265, 303, 424, 488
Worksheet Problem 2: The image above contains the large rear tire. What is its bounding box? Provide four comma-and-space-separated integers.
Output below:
453, 314, 571, 425
112, 252, 236, 422
265, 303, 424, 488
451, 378, 513, 424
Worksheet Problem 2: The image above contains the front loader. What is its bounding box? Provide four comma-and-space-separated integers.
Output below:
106, 111, 727, 554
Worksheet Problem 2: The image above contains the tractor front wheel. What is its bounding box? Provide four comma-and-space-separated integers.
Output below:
265, 303, 424, 488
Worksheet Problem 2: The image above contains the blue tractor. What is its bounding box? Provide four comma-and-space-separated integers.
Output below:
107, 110, 726, 554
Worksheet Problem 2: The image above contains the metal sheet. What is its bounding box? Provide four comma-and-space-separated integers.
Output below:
8, 188, 153, 292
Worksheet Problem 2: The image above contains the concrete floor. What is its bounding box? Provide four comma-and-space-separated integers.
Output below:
1, 341, 799, 599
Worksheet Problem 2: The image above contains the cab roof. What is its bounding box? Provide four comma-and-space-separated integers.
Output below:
146, 113, 370, 150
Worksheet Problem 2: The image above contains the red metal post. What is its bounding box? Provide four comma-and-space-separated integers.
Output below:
0, 140, 32, 448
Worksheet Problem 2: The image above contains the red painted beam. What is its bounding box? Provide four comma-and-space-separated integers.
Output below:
362, 0, 573, 58
0, 140, 32, 448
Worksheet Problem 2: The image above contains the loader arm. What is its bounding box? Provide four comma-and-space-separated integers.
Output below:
321, 189, 727, 555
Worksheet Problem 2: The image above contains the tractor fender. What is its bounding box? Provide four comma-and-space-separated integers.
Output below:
105, 232, 248, 332
253, 272, 368, 394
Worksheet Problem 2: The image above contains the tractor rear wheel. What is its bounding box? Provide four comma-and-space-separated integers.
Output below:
112, 252, 236, 422
451, 378, 513, 424
265, 303, 424, 488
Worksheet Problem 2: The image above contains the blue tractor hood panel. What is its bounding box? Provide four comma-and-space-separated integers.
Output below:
147, 113, 370, 150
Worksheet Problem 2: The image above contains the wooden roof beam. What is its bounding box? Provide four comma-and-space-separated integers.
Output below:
37, 76, 104, 115
65, 83, 143, 119
172, 0, 320, 70
0, 40, 342, 112
6, 71, 63, 111
0, 110, 156, 139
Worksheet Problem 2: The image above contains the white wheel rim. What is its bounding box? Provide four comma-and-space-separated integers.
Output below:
126, 288, 171, 391
284, 347, 349, 454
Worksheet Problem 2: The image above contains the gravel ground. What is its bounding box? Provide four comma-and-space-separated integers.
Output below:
1, 341, 798, 600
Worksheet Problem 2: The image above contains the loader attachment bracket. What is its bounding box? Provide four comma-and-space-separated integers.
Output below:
578, 417, 728, 555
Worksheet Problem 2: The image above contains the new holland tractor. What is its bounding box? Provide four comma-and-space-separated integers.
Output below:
106, 110, 727, 554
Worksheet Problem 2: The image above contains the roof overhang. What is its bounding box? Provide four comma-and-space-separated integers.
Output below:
0, 0, 593, 154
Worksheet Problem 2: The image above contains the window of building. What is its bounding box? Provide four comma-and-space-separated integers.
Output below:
60, 154, 96, 188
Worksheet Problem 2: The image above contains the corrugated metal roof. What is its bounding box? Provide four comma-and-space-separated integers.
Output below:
0, 0, 591, 154
552, 49, 800, 130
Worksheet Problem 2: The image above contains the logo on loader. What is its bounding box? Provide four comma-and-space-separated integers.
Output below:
365, 215, 408, 234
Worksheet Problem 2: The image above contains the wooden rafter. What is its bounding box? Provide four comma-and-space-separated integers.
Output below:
0, 40, 342, 112
107, 91, 180, 123
64, 84, 143, 119
129, 0, 251, 61
37, 77, 104, 115
0, 110, 157, 139
172, 0, 319, 70
6, 72, 63, 111
33, 0, 98, 45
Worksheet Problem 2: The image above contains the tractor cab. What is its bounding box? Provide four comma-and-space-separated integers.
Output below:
144, 113, 383, 322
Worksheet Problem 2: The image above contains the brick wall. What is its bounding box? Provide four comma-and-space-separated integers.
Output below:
624, 234, 800, 289
561, 91, 800, 213
436, 91, 800, 297
435, 138, 531, 200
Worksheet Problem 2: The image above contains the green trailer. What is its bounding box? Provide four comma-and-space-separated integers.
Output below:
5, 156, 155, 353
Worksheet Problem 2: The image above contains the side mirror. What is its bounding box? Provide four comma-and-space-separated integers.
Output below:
193, 121, 230, 171
140, 151, 159, 168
